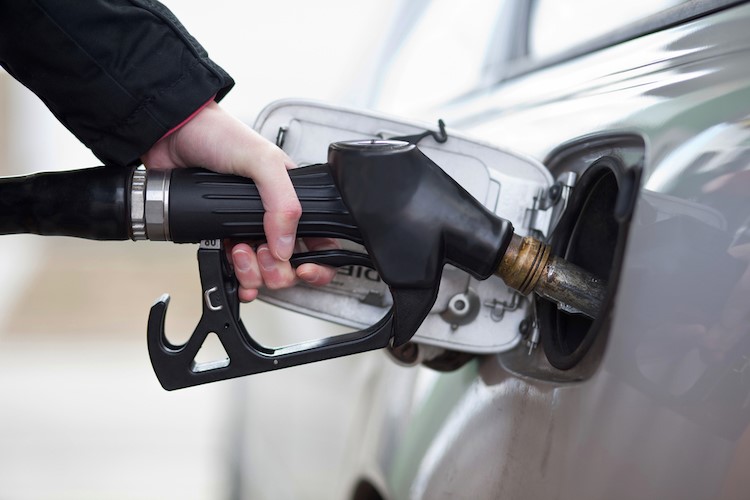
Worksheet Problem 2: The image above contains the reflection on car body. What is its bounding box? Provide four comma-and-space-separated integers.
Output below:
247, 1, 750, 499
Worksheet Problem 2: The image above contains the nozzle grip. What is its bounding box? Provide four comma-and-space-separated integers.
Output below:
167, 164, 362, 244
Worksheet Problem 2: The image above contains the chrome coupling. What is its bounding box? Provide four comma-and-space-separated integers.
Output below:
130, 168, 147, 240
129, 167, 170, 241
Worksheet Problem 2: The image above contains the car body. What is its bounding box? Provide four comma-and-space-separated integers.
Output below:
242, 1, 750, 499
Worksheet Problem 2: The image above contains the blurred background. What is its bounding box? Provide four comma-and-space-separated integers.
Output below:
0, 1, 403, 499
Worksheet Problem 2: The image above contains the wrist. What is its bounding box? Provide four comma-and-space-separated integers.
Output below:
141, 97, 217, 168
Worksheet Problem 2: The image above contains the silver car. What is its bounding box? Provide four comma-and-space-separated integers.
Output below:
241, 1, 750, 499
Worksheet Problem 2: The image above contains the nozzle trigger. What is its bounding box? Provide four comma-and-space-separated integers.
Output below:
147, 240, 401, 390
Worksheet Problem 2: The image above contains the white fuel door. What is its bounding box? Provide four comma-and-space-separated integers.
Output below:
254, 100, 554, 354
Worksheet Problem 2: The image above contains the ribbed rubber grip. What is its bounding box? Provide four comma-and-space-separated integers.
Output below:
168, 164, 361, 244
0, 167, 131, 240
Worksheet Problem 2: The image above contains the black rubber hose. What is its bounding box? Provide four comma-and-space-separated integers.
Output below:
0, 166, 131, 240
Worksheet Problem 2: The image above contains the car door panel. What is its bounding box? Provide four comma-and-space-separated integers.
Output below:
351, 4, 750, 499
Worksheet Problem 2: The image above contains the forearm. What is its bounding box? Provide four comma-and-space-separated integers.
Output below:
0, 0, 234, 166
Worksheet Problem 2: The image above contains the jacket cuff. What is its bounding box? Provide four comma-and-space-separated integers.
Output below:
89, 62, 234, 167
160, 95, 217, 142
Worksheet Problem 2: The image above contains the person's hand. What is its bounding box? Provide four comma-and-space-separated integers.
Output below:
141, 101, 337, 301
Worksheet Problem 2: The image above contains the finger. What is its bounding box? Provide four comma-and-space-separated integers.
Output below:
240, 135, 300, 262
296, 237, 340, 285
256, 244, 297, 290
238, 287, 259, 303
297, 263, 337, 286
263, 206, 300, 262
231, 243, 263, 290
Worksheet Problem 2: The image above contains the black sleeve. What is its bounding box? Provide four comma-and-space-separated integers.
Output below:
0, 0, 235, 166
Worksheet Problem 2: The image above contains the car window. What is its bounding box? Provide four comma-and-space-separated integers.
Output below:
376, 0, 508, 116
372, 0, 726, 115
528, 0, 689, 60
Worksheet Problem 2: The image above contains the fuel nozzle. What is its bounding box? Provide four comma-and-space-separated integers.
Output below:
496, 234, 606, 320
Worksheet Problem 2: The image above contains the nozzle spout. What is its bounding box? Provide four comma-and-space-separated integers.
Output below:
496, 234, 606, 319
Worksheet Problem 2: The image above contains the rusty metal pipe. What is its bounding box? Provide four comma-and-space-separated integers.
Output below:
496, 234, 606, 319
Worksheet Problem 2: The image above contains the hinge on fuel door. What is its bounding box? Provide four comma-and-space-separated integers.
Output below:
524, 171, 578, 240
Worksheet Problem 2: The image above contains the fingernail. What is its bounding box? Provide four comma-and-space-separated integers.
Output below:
257, 247, 276, 271
298, 268, 320, 284
276, 235, 295, 261
233, 250, 252, 272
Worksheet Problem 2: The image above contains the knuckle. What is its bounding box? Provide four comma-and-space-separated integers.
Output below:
277, 202, 302, 222
263, 270, 297, 290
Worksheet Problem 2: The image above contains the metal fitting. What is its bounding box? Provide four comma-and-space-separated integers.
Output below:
144, 169, 171, 241
441, 291, 480, 329
130, 168, 147, 240
496, 234, 552, 295
496, 234, 606, 319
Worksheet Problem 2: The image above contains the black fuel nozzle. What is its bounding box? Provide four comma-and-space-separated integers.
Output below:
0, 140, 605, 390
147, 140, 517, 389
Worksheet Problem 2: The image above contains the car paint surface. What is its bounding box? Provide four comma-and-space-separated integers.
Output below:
350, 4, 750, 499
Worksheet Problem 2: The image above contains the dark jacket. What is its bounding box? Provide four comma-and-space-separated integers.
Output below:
0, 0, 234, 166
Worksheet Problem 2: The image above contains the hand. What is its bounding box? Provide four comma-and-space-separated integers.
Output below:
141, 101, 337, 301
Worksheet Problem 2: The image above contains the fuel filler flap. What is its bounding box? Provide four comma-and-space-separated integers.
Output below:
254, 100, 554, 354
